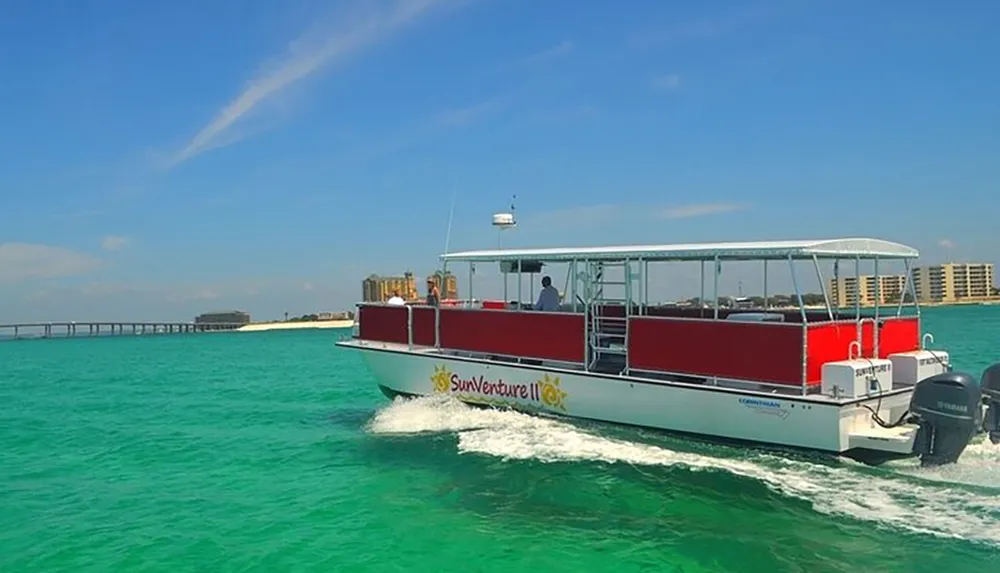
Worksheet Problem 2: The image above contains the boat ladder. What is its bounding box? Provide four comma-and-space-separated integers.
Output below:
584, 260, 638, 374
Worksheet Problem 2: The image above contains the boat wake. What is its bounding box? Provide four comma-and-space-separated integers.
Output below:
367, 394, 1000, 546
890, 440, 1000, 489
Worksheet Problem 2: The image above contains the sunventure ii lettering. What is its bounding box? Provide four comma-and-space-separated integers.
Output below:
451, 374, 539, 401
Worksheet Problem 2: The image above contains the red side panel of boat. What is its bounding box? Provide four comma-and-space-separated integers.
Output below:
865, 317, 920, 358
804, 322, 857, 383
411, 306, 436, 347
358, 305, 585, 362
438, 308, 586, 363
627, 317, 806, 386
804, 317, 920, 382
358, 305, 409, 345
358, 304, 921, 388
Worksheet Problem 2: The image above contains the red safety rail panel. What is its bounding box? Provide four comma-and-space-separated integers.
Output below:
411, 306, 437, 346
358, 305, 409, 344
628, 317, 806, 386
643, 306, 838, 323
804, 322, 858, 383
862, 317, 920, 358
439, 309, 586, 363
804, 317, 921, 382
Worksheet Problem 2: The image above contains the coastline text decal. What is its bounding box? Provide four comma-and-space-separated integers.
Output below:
431, 366, 567, 410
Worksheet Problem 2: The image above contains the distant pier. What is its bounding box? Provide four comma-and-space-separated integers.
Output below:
0, 321, 246, 341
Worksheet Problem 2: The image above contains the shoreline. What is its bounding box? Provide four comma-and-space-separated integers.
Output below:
236, 320, 354, 332
919, 298, 1000, 307
761, 299, 1000, 310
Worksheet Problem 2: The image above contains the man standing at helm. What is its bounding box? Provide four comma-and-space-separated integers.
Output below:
426, 278, 440, 307
535, 275, 560, 311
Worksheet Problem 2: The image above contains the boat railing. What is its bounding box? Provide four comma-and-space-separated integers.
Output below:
354, 302, 921, 393
355, 302, 586, 365
627, 314, 805, 387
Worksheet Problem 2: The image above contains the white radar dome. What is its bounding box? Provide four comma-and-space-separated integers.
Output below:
492, 212, 516, 227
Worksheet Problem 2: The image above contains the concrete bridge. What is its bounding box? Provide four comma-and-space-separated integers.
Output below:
0, 321, 246, 340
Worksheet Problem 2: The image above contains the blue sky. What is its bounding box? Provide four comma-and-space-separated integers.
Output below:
1, 0, 998, 322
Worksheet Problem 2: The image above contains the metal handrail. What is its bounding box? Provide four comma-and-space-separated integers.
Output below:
857, 317, 878, 358
848, 340, 861, 360
407, 304, 413, 349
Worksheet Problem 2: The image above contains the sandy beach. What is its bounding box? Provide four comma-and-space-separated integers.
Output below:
236, 320, 354, 332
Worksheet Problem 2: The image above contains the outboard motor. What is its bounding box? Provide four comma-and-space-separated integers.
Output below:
981, 363, 1000, 444
908, 372, 982, 466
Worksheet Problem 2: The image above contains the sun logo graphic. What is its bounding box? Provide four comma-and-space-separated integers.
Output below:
537, 374, 568, 411
430, 365, 452, 394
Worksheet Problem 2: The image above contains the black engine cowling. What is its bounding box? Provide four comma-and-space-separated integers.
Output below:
981, 363, 1000, 445
908, 371, 982, 466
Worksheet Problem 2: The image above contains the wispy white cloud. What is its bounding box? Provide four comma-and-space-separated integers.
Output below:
658, 202, 748, 219
165, 287, 222, 304
169, 0, 450, 167
489, 39, 574, 76
528, 104, 600, 126
77, 282, 143, 297
628, 19, 732, 48
625, 4, 770, 49
651, 73, 682, 92
52, 208, 104, 220
525, 204, 624, 229
196, 289, 221, 301
0, 243, 103, 285
29, 281, 222, 304
320, 34, 571, 165
8, 277, 364, 323
433, 97, 508, 127
525, 202, 749, 229
330, 93, 509, 164
516, 40, 574, 65
938, 239, 956, 249
101, 235, 130, 251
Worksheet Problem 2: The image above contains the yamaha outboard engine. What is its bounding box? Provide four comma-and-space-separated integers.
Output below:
981, 363, 1000, 444
908, 372, 982, 466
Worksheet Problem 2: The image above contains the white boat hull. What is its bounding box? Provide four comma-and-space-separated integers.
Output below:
341, 340, 920, 464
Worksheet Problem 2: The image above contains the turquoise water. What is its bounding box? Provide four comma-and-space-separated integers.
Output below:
2, 306, 999, 572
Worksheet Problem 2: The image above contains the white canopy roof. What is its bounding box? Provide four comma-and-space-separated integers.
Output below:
440, 238, 919, 263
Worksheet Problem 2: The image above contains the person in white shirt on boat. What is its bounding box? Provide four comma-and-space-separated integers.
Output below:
386, 291, 405, 305
535, 276, 561, 311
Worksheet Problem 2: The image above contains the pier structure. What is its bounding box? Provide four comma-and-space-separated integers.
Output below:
0, 321, 246, 340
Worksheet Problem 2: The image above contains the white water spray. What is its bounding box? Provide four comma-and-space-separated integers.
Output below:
367, 395, 1000, 546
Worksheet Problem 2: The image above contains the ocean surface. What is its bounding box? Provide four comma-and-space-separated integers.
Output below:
2, 305, 999, 572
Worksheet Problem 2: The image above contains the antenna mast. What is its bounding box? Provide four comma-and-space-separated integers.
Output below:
440, 181, 458, 280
